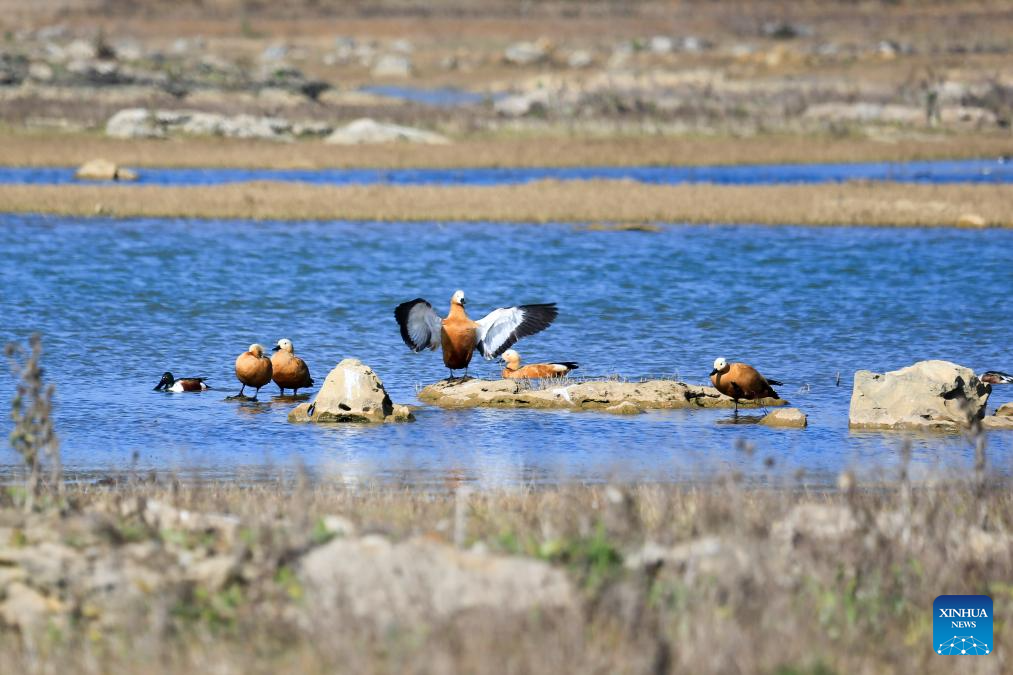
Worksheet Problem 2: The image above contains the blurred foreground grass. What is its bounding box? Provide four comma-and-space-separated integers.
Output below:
0, 472, 1010, 674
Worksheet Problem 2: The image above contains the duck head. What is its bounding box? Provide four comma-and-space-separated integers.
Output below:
451, 289, 466, 307
273, 338, 294, 353
154, 371, 174, 391
249, 344, 265, 358
501, 349, 521, 368
710, 357, 728, 377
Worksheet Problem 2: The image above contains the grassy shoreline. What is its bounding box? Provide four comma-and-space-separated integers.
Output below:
2, 180, 1009, 227
2, 131, 1011, 170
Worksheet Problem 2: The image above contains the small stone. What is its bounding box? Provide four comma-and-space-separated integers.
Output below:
982, 416, 1013, 430
75, 158, 138, 182
957, 213, 987, 228
996, 402, 1013, 417
760, 407, 807, 428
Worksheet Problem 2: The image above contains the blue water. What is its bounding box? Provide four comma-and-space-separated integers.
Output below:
0, 158, 1009, 187
1, 214, 1011, 487
358, 84, 490, 107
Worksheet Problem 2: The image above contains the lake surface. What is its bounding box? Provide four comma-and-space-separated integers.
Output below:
0, 158, 1009, 187
1, 214, 1011, 487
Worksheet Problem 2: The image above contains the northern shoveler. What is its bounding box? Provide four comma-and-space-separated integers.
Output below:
154, 372, 209, 392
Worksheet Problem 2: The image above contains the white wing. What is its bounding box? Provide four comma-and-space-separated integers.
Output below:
475, 303, 558, 359
394, 298, 442, 352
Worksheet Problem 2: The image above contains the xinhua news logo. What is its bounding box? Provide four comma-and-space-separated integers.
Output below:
934, 595, 992, 655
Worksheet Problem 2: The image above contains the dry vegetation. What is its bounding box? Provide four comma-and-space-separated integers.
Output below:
1, 472, 1012, 674
2, 131, 1011, 169
1, 180, 1010, 227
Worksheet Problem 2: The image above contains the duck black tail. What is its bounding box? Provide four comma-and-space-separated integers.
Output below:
557, 362, 580, 370
766, 378, 784, 387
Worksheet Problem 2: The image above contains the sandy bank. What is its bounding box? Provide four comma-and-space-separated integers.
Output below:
1, 180, 1010, 228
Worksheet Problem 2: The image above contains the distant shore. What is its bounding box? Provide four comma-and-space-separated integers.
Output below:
2, 180, 1009, 228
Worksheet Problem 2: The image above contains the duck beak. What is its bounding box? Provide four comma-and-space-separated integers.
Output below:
709, 369, 718, 376
272, 344, 281, 352
153, 382, 164, 391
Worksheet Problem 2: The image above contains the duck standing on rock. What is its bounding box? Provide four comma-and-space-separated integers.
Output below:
233, 344, 273, 400
271, 338, 314, 396
709, 357, 783, 415
501, 349, 578, 379
981, 371, 1013, 385
395, 290, 558, 379
153, 372, 209, 392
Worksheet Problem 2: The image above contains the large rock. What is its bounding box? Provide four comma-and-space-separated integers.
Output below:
75, 158, 137, 181
324, 118, 450, 145
288, 359, 412, 423
418, 378, 786, 411
298, 535, 574, 629
849, 360, 990, 430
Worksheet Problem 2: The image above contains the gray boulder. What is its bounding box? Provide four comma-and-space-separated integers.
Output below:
298, 535, 575, 629
288, 359, 412, 423
849, 360, 990, 430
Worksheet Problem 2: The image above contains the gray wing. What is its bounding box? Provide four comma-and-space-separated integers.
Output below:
394, 298, 442, 352
475, 303, 558, 359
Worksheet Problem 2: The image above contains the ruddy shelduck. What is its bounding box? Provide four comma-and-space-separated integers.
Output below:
270, 338, 314, 396
981, 371, 1013, 385
709, 357, 783, 414
153, 372, 209, 392
395, 290, 558, 378
501, 349, 578, 379
234, 343, 273, 399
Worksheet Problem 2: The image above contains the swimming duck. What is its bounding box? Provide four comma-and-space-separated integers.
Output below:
709, 357, 783, 414
153, 372, 209, 392
234, 343, 273, 399
395, 290, 558, 379
501, 349, 578, 379
271, 338, 314, 395
981, 371, 1013, 385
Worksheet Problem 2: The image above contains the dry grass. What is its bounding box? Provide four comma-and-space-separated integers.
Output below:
2, 180, 1010, 227
2, 131, 1011, 169
1, 474, 1011, 674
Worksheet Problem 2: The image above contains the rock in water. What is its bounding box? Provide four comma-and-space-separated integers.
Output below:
288, 359, 408, 423
760, 407, 807, 428
849, 360, 990, 430
74, 158, 137, 181
298, 535, 574, 629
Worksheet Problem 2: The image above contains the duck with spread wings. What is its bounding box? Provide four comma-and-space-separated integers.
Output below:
395, 290, 558, 379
